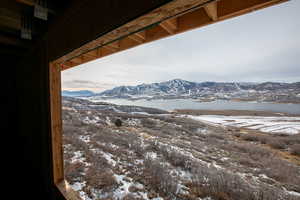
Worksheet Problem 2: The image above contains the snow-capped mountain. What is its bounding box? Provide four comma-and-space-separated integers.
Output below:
88, 79, 300, 103
97, 79, 252, 97
63, 79, 299, 103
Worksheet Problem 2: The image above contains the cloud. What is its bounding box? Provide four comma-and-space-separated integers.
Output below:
62, 80, 116, 92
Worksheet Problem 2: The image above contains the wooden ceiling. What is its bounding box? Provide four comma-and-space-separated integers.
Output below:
57, 0, 289, 71
0, 0, 69, 57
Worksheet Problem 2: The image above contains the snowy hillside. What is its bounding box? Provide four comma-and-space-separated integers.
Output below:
87, 79, 300, 102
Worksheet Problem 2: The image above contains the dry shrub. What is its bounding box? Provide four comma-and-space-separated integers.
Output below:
155, 144, 192, 170
228, 143, 272, 158
256, 135, 271, 144
268, 139, 286, 149
65, 162, 85, 183
141, 118, 156, 128
208, 133, 226, 140
122, 194, 143, 200
144, 158, 178, 197
290, 144, 300, 156
241, 134, 260, 142
85, 169, 117, 191
190, 165, 256, 200
262, 156, 300, 192
190, 164, 299, 200
238, 157, 260, 168
130, 138, 145, 157
233, 132, 241, 137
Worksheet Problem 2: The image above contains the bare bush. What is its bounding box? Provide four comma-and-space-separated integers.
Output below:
208, 133, 226, 140
268, 139, 286, 149
144, 158, 178, 197
130, 139, 145, 157
122, 194, 143, 200
290, 144, 300, 156
241, 134, 260, 142
255, 135, 271, 144
190, 165, 257, 200
190, 164, 298, 200
141, 118, 156, 128
65, 162, 85, 183
85, 168, 117, 192
262, 156, 300, 192
154, 144, 193, 170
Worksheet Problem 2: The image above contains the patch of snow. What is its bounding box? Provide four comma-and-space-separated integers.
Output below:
71, 151, 86, 163
79, 135, 90, 143
70, 181, 86, 191
145, 152, 158, 159
186, 115, 300, 135
131, 112, 151, 115
113, 174, 133, 199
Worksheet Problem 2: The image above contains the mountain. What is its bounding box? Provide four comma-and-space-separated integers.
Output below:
96, 79, 257, 98
88, 79, 300, 103
62, 90, 95, 97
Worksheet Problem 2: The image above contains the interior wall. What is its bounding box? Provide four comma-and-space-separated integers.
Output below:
16, 0, 172, 199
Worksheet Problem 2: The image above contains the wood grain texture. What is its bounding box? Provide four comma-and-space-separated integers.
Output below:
49, 62, 64, 185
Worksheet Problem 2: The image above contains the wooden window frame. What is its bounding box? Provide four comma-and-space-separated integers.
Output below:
49, 0, 288, 199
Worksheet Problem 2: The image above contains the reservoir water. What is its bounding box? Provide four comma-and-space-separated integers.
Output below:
88, 98, 300, 115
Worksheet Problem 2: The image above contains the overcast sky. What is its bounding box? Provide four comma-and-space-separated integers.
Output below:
62, 0, 300, 92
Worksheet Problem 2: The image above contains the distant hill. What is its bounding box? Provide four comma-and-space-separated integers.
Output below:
62, 90, 95, 97
64, 79, 300, 103
94, 79, 299, 98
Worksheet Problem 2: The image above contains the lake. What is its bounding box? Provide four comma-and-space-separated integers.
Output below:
88, 98, 300, 115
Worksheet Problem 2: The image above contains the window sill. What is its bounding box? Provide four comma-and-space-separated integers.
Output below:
56, 180, 83, 200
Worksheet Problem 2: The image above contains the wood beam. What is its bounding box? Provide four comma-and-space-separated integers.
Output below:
128, 33, 144, 44
16, 0, 56, 14
49, 62, 64, 184
159, 18, 177, 34
135, 31, 146, 41
16, 0, 34, 6
70, 57, 82, 64
0, 8, 21, 30
102, 41, 119, 52
0, 34, 30, 48
204, 1, 218, 21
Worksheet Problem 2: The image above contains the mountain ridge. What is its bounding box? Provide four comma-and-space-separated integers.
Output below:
62, 79, 300, 103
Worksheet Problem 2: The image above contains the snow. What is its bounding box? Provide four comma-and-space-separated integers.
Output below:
131, 111, 151, 115
79, 135, 90, 143
102, 151, 117, 166
71, 181, 86, 191
71, 151, 86, 163
187, 115, 300, 135
145, 152, 158, 159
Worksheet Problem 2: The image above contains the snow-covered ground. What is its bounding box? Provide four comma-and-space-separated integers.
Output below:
187, 115, 300, 135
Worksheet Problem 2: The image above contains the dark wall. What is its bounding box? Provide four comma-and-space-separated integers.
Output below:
16, 0, 171, 199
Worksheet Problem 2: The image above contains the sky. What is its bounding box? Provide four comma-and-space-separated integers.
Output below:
62, 0, 300, 92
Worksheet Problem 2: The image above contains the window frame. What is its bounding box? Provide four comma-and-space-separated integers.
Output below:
49, 0, 288, 199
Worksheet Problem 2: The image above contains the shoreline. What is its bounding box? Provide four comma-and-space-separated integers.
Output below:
173, 109, 300, 117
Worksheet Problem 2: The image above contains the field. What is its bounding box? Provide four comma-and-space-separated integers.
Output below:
62, 97, 300, 200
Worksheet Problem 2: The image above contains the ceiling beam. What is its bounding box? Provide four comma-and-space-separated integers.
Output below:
102, 41, 119, 52
159, 18, 177, 34
0, 34, 30, 48
0, 8, 21, 30
16, 0, 34, 6
135, 31, 146, 41
16, 0, 56, 14
204, 1, 218, 21
128, 33, 145, 44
